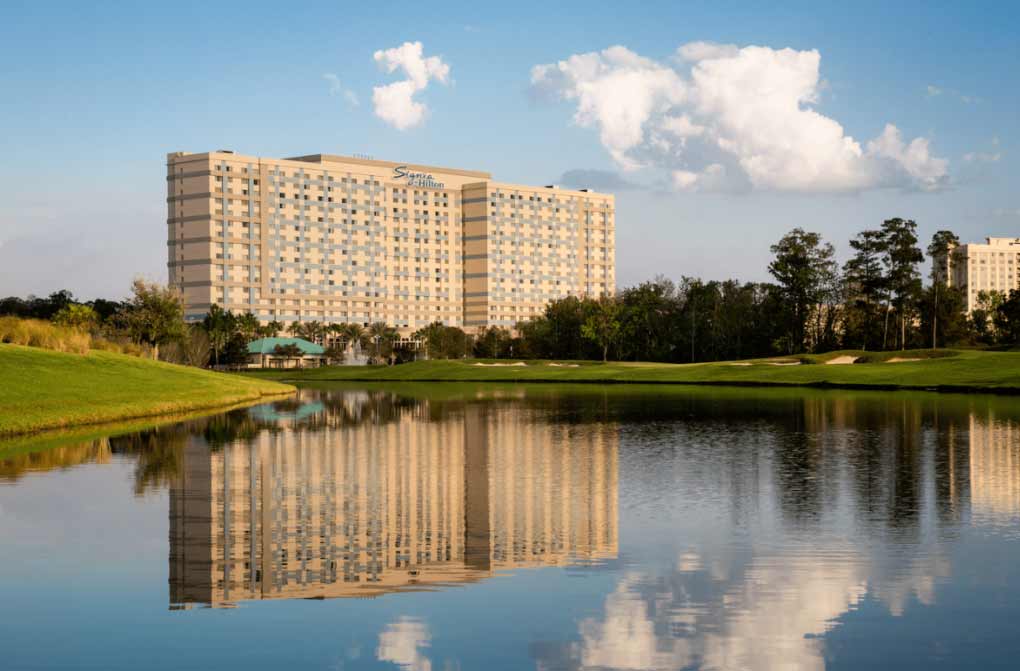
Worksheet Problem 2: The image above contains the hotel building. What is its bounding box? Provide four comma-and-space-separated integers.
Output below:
166, 150, 615, 332
938, 237, 1020, 312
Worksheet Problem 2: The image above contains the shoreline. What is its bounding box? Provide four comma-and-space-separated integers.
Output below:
0, 344, 295, 439
241, 350, 1020, 396
0, 394, 293, 454
254, 375, 1020, 395
0, 387, 295, 439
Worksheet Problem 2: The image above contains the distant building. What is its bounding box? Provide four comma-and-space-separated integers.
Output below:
166, 151, 615, 334
939, 237, 1020, 312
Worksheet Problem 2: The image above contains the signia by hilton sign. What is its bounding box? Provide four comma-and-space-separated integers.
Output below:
393, 165, 445, 190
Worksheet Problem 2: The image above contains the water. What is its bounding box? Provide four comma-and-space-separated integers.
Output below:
2, 384, 1019, 670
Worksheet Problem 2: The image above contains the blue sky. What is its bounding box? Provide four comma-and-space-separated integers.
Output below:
1, 0, 1017, 299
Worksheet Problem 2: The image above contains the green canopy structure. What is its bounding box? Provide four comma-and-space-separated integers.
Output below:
247, 337, 325, 355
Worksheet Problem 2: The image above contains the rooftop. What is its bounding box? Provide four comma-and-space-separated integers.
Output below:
247, 337, 325, 355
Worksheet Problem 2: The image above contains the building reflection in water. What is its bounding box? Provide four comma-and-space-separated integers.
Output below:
167, 394, 618, 607
3, 387, 1020, 667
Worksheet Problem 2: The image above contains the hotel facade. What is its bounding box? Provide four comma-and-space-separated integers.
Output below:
938, 237, 1020, 312
166, 150, 615, 333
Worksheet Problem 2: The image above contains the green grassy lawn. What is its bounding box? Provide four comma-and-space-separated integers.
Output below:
0, 344, 294, 437
241, 349, 1020, 393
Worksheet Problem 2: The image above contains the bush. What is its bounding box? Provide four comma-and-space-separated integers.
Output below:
90, 336, 149, 357
0, 317, 154, 357
0, 316, 89, 354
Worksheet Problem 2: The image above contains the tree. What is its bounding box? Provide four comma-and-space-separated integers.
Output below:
474, 326, 512, 359
368, 322, 399, 363
262, 320, 284, 338
881, 218, 924, 350
919, 282, 968, 348
843, 229, 888, 350
202, 304, 236, 366
994, 290, 1020, 345
236, 312, 261, 342
339, 323, 367, 354
53, 304, 98, 332
413, 322, 468, 360
221, 333, 250, 365
123, 279, 185, 360
581, 295, 622, 361
768, 229, 836, 354
324, 342, 347, 365
971, 291, 998, 345
927, 230, 961, 349
181, 325, 211, 367
272, 343, 303, 367
616, 279, 683, 362
303, 321, 325, 344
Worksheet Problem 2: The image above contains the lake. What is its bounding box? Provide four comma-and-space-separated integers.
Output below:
2, 384, 1019, 670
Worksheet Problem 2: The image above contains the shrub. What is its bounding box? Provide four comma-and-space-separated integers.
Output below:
0, 316, 89, 354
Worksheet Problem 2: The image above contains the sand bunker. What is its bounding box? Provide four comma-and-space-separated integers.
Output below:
768, 361, 801, 366
886, 357, 922, 363
472, 362, 527, 367
825, 355, 860, 365
546, 362, 580, 368
728, 362, 753, 366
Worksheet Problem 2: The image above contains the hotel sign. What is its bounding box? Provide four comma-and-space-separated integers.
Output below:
393, 165, 445, 190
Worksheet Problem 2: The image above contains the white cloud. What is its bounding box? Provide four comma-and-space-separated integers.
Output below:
376, 617, 432, 671
372, 41, 450, 130
323, 73, 359, 107
531, 43, 950, 193
926, 83, 979, 104
676, 41, 739, 62
964, 151, 1001, 163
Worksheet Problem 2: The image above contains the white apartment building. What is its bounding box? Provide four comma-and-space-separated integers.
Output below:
942, 237, 1020, 312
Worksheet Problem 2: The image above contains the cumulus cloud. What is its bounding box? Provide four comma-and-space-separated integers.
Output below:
323, 73, 359, 107
531, 43, 950, 193
376, 617, 432, 671
372, 41, 450, 130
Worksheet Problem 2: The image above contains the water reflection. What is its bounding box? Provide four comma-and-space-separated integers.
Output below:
168, 392, 619, 607
531, 393, 1020, 671
2, 387, 1020, 670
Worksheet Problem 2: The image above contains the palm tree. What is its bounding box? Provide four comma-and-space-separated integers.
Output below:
339, 323, 367, 354
302, 320, 324, 344
325, 323, 343, 348
262, 320, 284, 338
237, 312, 260, 342
287, 321, 307, 339
368, 321, 398, 363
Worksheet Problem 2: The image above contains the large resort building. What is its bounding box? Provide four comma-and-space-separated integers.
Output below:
166, 150, 615, 334
937, 237, 1020, 312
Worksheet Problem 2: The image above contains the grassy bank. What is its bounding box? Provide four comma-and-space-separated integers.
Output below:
242, 349, 1020, 394
0, 343, 294, 437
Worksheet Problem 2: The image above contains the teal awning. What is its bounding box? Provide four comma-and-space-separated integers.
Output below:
247, 337, 325, 355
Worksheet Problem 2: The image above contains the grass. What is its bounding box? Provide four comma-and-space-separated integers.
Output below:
0, 343, 294, 437
241, 349, 1020, 394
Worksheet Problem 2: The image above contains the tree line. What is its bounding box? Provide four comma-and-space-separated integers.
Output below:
513, 219, 1020, 362
4, 219, 1019, 366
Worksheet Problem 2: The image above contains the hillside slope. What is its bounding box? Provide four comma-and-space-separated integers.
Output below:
0, 344, 293, 436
